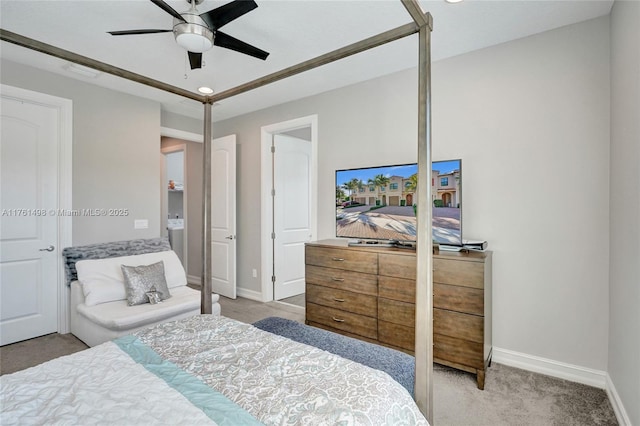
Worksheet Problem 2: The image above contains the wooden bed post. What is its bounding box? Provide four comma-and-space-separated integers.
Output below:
415, 21, 434, 423
201, 100, 213, 314
401, 0, 434, 422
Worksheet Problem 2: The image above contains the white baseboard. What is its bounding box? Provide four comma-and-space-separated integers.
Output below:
236, 287, 264, 302
492, 347, 606, 389
186, 277, 265, 302
187, 275, 201, 286
605, 373, 632, 426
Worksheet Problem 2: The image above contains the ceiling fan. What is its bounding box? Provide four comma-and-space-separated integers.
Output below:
108, 0, 269, 70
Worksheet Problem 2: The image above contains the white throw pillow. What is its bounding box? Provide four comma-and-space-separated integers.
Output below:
76, 251, 186, 306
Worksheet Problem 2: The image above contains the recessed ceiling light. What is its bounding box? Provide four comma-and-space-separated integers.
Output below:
445, 0, 463, 3
198, 86, 214, 95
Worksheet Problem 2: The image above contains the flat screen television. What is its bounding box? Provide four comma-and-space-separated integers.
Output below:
335, 159, 462, 246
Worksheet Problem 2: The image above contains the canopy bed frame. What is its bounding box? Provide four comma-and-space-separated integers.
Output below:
1, 1, 435, 421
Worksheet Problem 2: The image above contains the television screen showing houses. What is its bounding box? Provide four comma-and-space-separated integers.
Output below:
335, 160, 462, 245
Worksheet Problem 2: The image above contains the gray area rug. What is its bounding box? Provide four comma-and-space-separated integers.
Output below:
253, 316, 415, 396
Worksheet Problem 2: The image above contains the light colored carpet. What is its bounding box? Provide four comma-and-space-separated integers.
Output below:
0, 332, 88, 375
218, 295, 305, 323
278, 293, 305, 308
0, 296, 618, 425
433, 362, 616, 425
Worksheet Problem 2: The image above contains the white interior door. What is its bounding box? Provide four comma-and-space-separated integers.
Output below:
273, 134, 312, 300
1, 91, 59, 345
211, 135, 236, 299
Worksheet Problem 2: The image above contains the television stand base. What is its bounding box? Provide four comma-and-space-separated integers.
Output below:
348, 240, 415, 249
348, 240, 395, 248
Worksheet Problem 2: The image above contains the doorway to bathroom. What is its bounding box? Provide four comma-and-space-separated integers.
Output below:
161, 145, 187, 268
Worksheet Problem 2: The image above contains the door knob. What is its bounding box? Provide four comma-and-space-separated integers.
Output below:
39, 245, 55, 252
225, 235, 235, 240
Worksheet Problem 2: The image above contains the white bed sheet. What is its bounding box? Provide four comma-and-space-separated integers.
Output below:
0, 341, 217, 425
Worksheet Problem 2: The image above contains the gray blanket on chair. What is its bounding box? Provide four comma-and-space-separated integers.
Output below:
61, 237, 172, 286
253, 316, 415, 396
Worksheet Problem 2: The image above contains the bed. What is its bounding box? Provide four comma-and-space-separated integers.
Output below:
1, 315, 428, 425
2, 1, 435, 420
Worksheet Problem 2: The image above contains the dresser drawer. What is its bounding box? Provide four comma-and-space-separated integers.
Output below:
306, 302, 377, 339
306, 246, 378, 274
378, 297, 415, 327
306, 283, 377, 317
378, 321, 414, 352
433, 308, 483, 343
379, 253, 416, 280
306, 321, 378, 345
305, 265, 377, 296
433, 257, 484, 289
434, 283, 484, 316
378, 276, 415, 303
434, 333, 484, 369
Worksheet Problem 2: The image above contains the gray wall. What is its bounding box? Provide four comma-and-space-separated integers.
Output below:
433, 17, 611, 372
608, 1, 640, 424
213, 17, 612, 374
1, 59, 161, 245
161, 110, 204, 135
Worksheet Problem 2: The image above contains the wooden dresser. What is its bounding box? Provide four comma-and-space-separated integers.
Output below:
305, 239, 492, 389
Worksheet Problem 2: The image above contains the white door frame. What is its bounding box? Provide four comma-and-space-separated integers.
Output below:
160, 144, 188, 268
1, 84, 73, 335
260, 115, 318, 302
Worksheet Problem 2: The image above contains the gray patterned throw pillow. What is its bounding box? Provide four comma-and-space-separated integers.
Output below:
121, 261, 171, 306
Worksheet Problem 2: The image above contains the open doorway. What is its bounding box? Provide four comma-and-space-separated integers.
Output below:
161, 145, 187, 268
261, 115, 318, 310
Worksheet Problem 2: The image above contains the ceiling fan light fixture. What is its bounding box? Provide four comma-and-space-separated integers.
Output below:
175, 31, 213, 52
173, 14, 214, 53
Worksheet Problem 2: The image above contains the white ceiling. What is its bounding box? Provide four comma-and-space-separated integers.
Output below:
0, 0, 613, 122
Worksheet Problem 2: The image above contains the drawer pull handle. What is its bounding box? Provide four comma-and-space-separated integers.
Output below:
332, 257, 345, 262
331, 277, 345, 282
333, 297, 345, 302
332, 317, 345, 323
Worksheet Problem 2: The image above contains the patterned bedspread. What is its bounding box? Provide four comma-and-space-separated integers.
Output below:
136, 315, 428, 425
1, 315, 428, 425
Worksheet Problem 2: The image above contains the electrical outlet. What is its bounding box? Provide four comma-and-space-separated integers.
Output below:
134, 219, 148, 229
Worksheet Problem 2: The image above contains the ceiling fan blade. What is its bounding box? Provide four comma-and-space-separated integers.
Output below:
214, 31, 269, 60
108, 29, 172, 36
200, 0, 257, 30
188, 51, 203, 70
150, 0, 186, 23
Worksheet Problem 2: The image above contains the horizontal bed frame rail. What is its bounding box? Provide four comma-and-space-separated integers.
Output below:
0, 29, 205, 103
210, 22, 419, 102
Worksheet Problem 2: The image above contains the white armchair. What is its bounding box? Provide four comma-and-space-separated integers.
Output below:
67, 248, 219, 347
